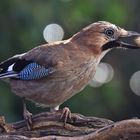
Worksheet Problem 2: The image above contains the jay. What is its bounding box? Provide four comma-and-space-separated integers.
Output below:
0, 21, 140, 129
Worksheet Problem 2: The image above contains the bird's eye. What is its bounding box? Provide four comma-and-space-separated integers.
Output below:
104, 28, 114, 37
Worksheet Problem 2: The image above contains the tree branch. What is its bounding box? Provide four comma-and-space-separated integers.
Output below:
0, 110, 140, 140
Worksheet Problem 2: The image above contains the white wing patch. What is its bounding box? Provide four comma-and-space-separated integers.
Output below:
7, 63, 15, 72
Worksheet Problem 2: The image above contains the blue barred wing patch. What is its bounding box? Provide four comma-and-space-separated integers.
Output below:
18, 62, 53, 80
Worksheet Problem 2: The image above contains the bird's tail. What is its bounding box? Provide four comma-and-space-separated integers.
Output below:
0, 71, 18, 79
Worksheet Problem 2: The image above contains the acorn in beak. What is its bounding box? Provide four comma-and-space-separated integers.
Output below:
118, 29, 140, 49
102, 29, 140, 50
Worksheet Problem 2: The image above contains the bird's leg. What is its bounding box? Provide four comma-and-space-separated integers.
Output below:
22, 98, 32, 130
50, 106, 72, 126
60, 107, 72, 125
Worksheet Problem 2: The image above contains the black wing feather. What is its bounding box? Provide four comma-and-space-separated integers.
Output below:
0, 55, 33, 74
13, 59, 33, 72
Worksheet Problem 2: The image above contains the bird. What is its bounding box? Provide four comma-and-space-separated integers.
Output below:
0, 21, 140, 130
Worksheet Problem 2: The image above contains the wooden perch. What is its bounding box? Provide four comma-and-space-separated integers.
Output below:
0, 110, 140, 140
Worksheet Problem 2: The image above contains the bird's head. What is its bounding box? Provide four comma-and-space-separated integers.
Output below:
71, 21, 140, 55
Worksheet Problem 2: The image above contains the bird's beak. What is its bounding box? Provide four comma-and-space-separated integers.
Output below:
102, 29, 140, 51
116, 29, 140, 49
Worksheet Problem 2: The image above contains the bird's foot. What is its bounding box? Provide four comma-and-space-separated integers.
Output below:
23, 109, 33, 131
60, 107, 72, 126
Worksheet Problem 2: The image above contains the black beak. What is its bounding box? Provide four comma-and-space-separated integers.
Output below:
102, 30, 140, 51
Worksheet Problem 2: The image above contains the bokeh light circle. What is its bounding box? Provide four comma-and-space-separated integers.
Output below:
130, 71, 140, 96
43, 23, 64, 43
89, 62, 114, 87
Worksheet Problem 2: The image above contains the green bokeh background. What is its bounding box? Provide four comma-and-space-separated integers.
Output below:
0, 0, 140, 122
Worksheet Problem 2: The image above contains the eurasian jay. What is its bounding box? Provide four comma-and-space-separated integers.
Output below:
0, 21, 140, 129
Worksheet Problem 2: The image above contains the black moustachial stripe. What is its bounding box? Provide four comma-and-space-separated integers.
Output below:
102, 41, 120, 51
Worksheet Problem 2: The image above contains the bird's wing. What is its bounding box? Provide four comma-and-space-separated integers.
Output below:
0, 41, 87, 80
0, 44, 58, 80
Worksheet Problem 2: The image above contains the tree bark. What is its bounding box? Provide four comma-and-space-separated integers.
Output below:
0, 110, 140, 140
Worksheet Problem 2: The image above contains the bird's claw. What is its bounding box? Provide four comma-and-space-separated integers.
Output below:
23, 109, 33, 130
60, 107, 72, 126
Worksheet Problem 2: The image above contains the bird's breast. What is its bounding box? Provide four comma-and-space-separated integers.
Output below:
69, 59, 97, 93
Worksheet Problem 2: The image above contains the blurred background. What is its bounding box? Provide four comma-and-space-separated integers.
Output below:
0, 0, 140, 123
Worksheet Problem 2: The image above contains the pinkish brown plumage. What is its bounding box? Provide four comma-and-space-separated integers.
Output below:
0, 21, 140, 129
